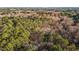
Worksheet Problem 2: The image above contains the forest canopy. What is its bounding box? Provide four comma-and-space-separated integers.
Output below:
0, 8, 79, 51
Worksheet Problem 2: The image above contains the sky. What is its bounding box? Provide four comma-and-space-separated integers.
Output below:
0, 0, 79, 7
